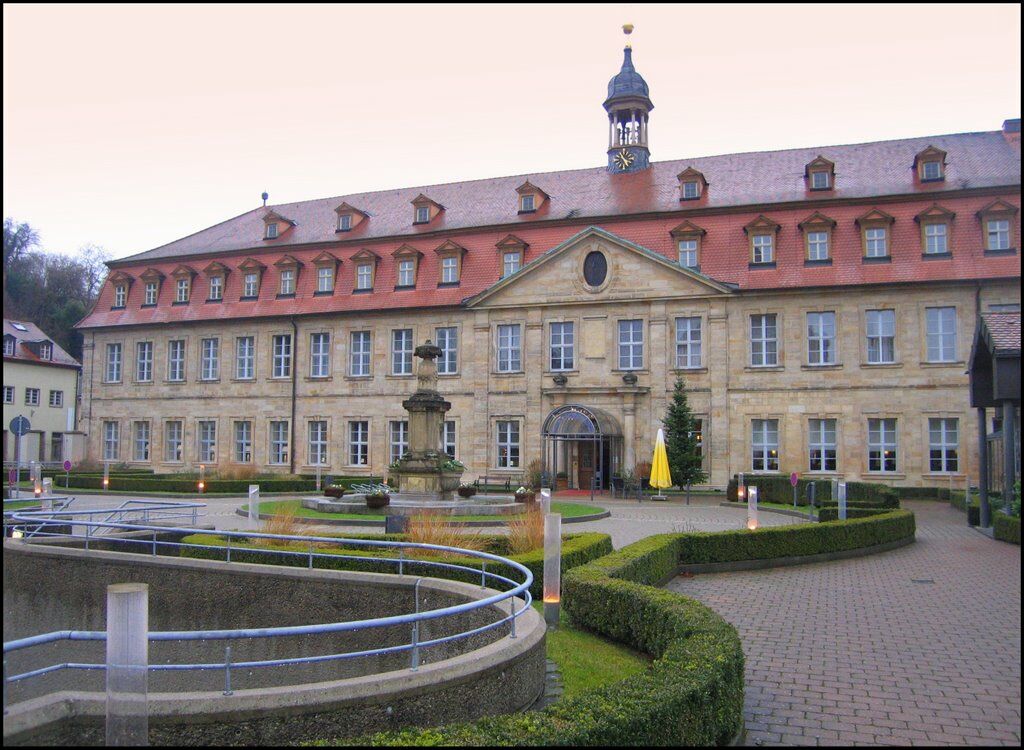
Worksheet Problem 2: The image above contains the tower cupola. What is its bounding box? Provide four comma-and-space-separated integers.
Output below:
604, 24, 654, 173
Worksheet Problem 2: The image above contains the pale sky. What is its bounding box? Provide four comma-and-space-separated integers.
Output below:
3, 3, 1021, 261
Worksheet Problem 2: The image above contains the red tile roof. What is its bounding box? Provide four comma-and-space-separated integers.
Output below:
78, 130, 1021, 331
981, 312, 1021, 354
3, 319, 80, 367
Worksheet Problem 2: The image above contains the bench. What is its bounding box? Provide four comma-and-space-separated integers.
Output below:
473, 473, 524, 492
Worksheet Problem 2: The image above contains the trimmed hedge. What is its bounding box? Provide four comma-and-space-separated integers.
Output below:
180, 532, 612, 602
42, 474, 380, 494
726, 475, 898, 508
993, 513, 1021, 545
817, 507, 891, 522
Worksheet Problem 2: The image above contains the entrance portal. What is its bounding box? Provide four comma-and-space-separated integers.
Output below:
541, 405, 623, 491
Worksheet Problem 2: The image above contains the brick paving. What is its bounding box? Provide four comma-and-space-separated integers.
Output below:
667, 501, 1022, 746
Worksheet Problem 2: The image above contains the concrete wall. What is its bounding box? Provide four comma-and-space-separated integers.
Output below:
3, 540, 546, 746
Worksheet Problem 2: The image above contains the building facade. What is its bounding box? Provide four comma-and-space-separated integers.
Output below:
3, 320, 84, 466
75, 44, 1021, 489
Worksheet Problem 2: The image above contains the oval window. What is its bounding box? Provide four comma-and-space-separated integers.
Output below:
583, 251, 608, 287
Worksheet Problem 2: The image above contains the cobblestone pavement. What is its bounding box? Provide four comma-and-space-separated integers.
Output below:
667, 501, 1022, 746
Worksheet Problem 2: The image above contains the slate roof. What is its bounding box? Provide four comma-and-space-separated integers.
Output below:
981, 312, 1022, 354
604, 47, 652, 108
3, 319, 80, 368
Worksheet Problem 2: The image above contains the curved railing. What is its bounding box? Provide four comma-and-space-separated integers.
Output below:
2, 504, 534, 706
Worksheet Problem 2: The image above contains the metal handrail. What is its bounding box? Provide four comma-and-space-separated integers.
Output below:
3, 507, 534, 703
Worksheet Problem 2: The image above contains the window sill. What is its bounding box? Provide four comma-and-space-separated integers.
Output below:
165, 380, 187, 385
171, 300, 189, 306
803, 259, 833, 267
313, 290, 334, 297
921, 252, 952, 260
352, 288, 373, 295
919, 360, 965, 368
335, 228, 352, 233
141, 303, 157, 308
801, 363, 843, 371
744, 365, 784, 372
205, 298, 223, 304
671, 366, 708, 374
437, 281, 461, 288
864, 472, 906, 479
239, 296, 259, 301
344, 375, 373, 381
544, 369, 579, 375
923, 472, 965, 478
492, 370, 525, 377
437, 372, 461, 378
276, 293, 296, 299
611, 368, 649, 374
394, 285, 416, 291
111, 305, 126, 311
305, 376, 333, 382
412, 220, 430, 226
748, 262, 776, 270
861, 362, 902, 369
862, 256, 892, 264
385, 373, 415, 380
198, 379, 221, 384
517, 208, 537, 215
101, 381, 123, 386
983, 247, 1017, 256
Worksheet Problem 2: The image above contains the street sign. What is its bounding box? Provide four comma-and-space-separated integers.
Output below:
789, 472, 799, 487
63, 459, 73, 472
10, 416, 31, 437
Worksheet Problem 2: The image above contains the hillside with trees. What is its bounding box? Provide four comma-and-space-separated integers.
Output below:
3, 217, 109, 361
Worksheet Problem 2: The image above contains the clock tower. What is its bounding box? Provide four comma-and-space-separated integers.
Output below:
604, 24, 654, 174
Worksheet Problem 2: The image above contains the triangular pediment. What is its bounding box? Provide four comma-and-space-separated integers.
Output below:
855, 208, 895, 226
238, 257, 267, 272
669, 220, 707, 238
798, 211, 837, 230
140, 267, 165, 282
467, 226, 732, 308
976, 199, 1019, 218
516, 180, 550, 199
434, 239, 467, 256
202, 261, 230, 276
913, 145, 947, 167
108, 270, 135, 285
351, 248, 381, 263
171, 264, 197, 278
676, 166, 707, 184
273, 254, 303, 268
496, 234, 528, 251
411, 193, 443, 210
334, 201, 368, 217
804, 155, 835, 175
743, 215, 781, 235
262, 210, 295, 225
392, 244, 423, 259
914, 204, 956, 223
312, 251, 341, 266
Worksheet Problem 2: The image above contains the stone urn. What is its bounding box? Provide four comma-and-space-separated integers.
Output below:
324, 485, 346, 498
365, 492, 390, 509
514, 490, 536, 504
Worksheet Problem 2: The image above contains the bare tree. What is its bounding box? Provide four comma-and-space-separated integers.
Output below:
3, 217, 40, 277
78, 243, 111, 298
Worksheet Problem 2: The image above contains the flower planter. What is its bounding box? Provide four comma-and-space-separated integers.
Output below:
324, 486, 346, 498
555, 476, 569, 491
514, 492, 536, 504
365, 494, 390, 509
457, 486, 477, 499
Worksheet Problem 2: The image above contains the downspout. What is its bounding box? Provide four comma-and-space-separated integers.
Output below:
290, 316, 298, 475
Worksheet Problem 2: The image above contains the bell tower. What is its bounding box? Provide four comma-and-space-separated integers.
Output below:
604, 24, 654, 174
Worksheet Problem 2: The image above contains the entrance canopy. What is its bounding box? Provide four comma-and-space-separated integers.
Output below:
542, 405, 622, 440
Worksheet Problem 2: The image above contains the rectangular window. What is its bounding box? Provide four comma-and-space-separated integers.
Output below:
279, 269, 295, 295
308, 420, 328, 465
502, 252, 521, 278
520, 194, 535, 211
751, 419, 779, 472
50, 432, 64, 462
497, 324, 522, 372
198, 420, 217, 463
675, 316, 702, 369
265, 222, 278, 239
808, 418, 837, 472
272, 334, 292, 378
356, 263, 373, 290
440, 256, 459, 283
167, 340, 185, 382
208, 276, 223, 301
310, 332, 331, 378
807, 231, 830, 261
682, 181, 700, 199
678, 239, 699, 269
349, 420, 369, 466
389, 420, 409, 463
750, 314, 778, 367
136, 341, 153, 382
866, 310, 896, 364
924, 223, 948, 254
807, 311, 837, 365
397, 259, 415, 287
415, 206, 430, 224
48, 390, 63, 407
103, 421, 120, 461
3, 337, 14, 356
496, 420, 520, 469
233, 421, 252, 463
133, 421, 150, 462
114, 285, 127, 307
441, 420, 457, 459
105, 342, 122, 383
235, 336, 255, 379
436, 327, 458, 374
200, 338, 219, 381
269, 421, 289, 464
811, 171, 830, 190
164, 421, 183, 462
338, 214, 352, 231
987, 219, 1010, 251
922, 161, 942, 181
317, 266, 334, 292
350, 331, 371, 376
618, 319, 644, 370
144, 281, 158, 305
391, 329, 413, 375
25, 388, 40, 406
752, 234, 774, 264
39, 343, 52, 360
865, 227, 888, 257
925, 307, 957, 362
2, 385, 13, 404
243, 273, 259, 298
868, 418, 897, 473
550, 321, 575, 371
176, 278, 190, 303
928, 417, 959, 473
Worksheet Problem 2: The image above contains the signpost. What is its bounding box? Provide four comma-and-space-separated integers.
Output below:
10, 416, 31, 498
790, 471, 799, 507
63, 459, 73, 489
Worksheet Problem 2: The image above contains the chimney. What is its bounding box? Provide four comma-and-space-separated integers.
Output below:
1002, 118, 1020, 145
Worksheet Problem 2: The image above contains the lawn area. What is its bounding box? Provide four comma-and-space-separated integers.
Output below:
724, 499, 817, 517
2, 500, 39, 510
532, 602, 650, 699
256, 498, 605, 522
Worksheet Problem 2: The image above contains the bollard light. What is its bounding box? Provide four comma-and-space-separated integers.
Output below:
543, 513, 562, 627
12, 529, 24, 539
746, 486, 759, 530
103, 462, 110, 491
248, 484, 260, 528
198, 464, 206, 493
539, 487, 551, 516
106, 583, 149, 746
837, 481, 847, 521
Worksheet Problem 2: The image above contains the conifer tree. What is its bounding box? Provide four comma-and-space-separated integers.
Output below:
662, 375, 706, 499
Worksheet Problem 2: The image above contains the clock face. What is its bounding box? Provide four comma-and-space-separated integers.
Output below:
613, 148, 636, 171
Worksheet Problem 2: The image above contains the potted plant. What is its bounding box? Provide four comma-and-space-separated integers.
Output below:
457, 482, 477, 499
514, 485, 536, 503
365, 483, 391, 509
555, 471, 569, 491
324, 484, 346, 498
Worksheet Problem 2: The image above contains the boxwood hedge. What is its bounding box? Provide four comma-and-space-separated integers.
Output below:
994, 512, 1020, 545
179, 531, 612, 602
726, 475, 898, 508
39, 474, 380, 494
817, 507, 891, 522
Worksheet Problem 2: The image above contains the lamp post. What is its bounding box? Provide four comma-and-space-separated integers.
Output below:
746, 486, 759, 530
543, 512, 562, 628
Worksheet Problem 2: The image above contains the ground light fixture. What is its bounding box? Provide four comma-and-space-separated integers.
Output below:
543, 512, 562, 627
32, 462, 42, 498
103, 462, 110, 491
747, 486, 759, 530
106, 583, 149, 746
540, 487, 551, 515
198, 464, 206, 493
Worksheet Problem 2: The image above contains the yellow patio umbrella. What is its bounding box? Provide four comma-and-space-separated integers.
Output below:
650, 427, 673, 499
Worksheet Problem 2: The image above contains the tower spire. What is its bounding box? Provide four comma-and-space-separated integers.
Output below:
604, 24, 653, 173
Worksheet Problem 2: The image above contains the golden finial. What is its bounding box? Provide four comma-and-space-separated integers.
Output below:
623, 23, 634, 48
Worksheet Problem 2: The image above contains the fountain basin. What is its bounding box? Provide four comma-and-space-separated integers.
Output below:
302, 493, 525, 517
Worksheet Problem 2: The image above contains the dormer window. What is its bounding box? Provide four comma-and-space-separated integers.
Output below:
238, 258, 267, 299
856, 209, 895, 261
676, 167, 708, 201
334, 202, 368, 233
441, 256, 458, 283
243, 273, 259, 298
915, 204, 955, 257
520, 194, 535, 212
670, 221, 706, 271
976, 200, 1019, 254
262, 210, 295, 240
434, 239, 466, 286
811, 171, 830, 190
114, 285, 127, 308
108, 271, 134, 309
415, 206, 429, 224
176, 278, 190, 302
515, 181, 549, 214
280, 269, 295, 295
411, 194, 444, 225
351, 248, 381, 292
392, 245, 423, 288
744, 216, 781, 267
204, 258, 230, 301
798, 212, 837, 264
805, 156, 835, 191
39, 342, 52, 360
913, 146, 947, 182
171, 265, 197, 304
339, 214, 352, 231
311, 252, 340, 294
503, 251, 521, 278
356, 263, 373, 290
274, 255, 303, 297
140, 268, 164, 306
265, 222, 279, 239
3, 336, 14, 356
208, 276, 223, 300
398, 260, 415, 286
144, 282, 158, 305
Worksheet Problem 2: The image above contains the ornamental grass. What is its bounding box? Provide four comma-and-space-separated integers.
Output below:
506, 504, 545, 554
405, 510, 485, 559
